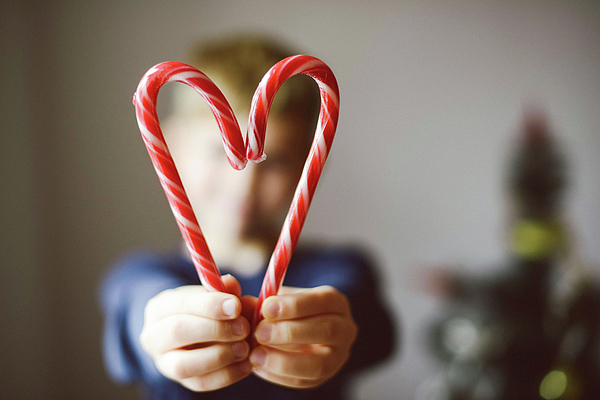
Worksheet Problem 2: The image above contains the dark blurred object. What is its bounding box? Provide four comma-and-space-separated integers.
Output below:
509, 112, 567, 220
418, 112, 600, 400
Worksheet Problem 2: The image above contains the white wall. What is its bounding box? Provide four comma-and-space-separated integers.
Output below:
2, 0, 599, 398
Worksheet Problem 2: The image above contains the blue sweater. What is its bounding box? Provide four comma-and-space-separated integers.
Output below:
100, 244, 396, 399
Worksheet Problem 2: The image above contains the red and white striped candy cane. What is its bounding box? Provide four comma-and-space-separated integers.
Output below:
133, 61, 246, 292
132, 56, 340, 320
248, 56, 339, 328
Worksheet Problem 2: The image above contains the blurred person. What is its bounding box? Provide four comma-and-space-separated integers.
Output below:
100, 35, 395, 400
418, 111, 600, 400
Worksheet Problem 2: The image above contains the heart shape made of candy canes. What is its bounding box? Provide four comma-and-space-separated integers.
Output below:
133, 55, 339, 327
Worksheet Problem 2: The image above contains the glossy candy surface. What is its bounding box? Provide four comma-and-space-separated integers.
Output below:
133, 56, 339, 326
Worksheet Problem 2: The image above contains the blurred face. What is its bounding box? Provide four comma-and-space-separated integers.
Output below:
166, 112, 310, 268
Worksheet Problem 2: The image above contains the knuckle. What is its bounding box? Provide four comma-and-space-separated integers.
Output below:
216, 320, 232, 339
318, 357, 333, 378
169, 318, 186, 342
139, 329, 150, 352
282, 322, 295, 342
207, 320, 220, 339
319, 286, 352, 313
319, 284, 336, 293
269, 321, 288, 343
156, 288, 174, 303
184, 377, 208, 392
317, 348, 338, 379
215, 345, 232, 365
289, 376, 310, 388
144, 297, 157, 319
331, 290, 351, 314
185, 365, 237, 392
281, 296, 297, 318
172, 358, 190, 380
180, 292, 195, 314
339, 293, 351, 313
321, 319, 337, 343
316, 285, 336, 302
312, 358, 327, 379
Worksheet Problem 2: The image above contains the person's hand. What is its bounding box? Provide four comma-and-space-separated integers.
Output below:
247, 285, 358, 388
139, 275, 251, 391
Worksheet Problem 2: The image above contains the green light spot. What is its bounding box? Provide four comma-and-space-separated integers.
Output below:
540, 370, 567, 399
511, 220, 562, 260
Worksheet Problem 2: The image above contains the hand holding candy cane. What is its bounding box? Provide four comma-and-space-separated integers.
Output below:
133, 54, 358, 391
245, 285, 358, 388
139, 275, 252, 391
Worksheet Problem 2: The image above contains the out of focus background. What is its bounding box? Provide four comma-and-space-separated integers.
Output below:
1, 0, 599, 399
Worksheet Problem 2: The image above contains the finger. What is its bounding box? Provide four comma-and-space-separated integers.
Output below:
240, 295, 258, 322
156, 340, 249, 380
261, 286, 351, 321
254, 314, 357, 347
250, 345, 344, 383
180, 360, 252, 392
275, 286, 304, 294
222, 274, 242, 297
141, 314, 249, 354
145, 285, 242, 323
252, 367, 325, 389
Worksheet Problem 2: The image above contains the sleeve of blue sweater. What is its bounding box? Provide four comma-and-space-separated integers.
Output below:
99, 252, 188, 386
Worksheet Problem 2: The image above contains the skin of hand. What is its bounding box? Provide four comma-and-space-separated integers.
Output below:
244, 285, 358, 389
139, 275, 252, 392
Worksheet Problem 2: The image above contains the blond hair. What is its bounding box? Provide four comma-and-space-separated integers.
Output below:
172, 34, 320, 136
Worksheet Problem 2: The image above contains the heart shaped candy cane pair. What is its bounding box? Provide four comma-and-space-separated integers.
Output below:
133, 55, 339, 326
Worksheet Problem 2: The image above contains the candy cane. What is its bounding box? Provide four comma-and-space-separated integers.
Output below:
132, 56, 340, 325
133, 62, 244, 292
248, 56, 339, 327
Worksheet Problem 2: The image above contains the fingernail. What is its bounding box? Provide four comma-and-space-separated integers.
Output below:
264, 299, 280, 319
232, 341, 248, 360
255, 323, 272, 342
222, 299, 237, 317
250, 348, 266, 366
233, 319, 246, 336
